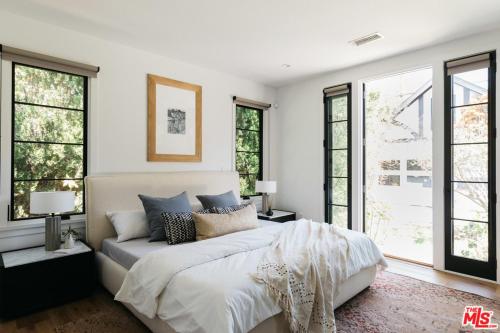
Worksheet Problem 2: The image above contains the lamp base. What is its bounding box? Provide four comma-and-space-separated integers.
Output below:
265, 208, 274, 216
45, 215, 61, 251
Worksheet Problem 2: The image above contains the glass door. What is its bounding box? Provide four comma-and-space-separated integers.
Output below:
363, 68, 433, 264
444, 52, 496, 280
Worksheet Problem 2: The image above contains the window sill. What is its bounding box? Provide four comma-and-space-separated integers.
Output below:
0, 215, 85, 238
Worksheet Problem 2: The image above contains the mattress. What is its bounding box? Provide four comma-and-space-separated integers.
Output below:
102, 219, 279, 270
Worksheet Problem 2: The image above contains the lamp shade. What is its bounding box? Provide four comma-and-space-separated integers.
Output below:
30, 191, 76, 214
255, 180, 277, 194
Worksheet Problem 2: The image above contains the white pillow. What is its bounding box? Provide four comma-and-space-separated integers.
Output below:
106, 210, 149, 242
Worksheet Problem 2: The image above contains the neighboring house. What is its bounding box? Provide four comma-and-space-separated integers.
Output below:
377, 77, 487, 190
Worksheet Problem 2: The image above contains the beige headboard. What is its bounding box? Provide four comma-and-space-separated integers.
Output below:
85, 171, 240, 250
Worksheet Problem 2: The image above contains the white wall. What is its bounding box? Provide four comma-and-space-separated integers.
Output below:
0, 10, 277, 251
275, 28, 500, 282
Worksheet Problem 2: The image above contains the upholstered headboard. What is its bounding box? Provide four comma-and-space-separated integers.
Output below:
85, 171, 240, 250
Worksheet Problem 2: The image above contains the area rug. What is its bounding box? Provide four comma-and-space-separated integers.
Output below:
55, 271, 499, 333
54, 305, 149, 333
335, 271, 500, 333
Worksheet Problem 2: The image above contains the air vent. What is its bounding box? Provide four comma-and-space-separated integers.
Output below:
351, 32, 384, 46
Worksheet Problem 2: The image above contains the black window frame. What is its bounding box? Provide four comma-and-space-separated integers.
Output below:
235, 104, 264, 197
323, 83, 352, 228
444, 51, 497, 280
10, 62, 88, 221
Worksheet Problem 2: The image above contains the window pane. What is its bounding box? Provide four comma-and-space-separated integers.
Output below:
407, 159, 431, 171
14, 65, 84, 110
236, 129, 260, 152
239, 174, 257, 196
236, 106, 260, 130
407, 176, 432, 188
453, 105, 488, 144
329, 121, 347, 149
329, 96, 348, 121
13, 179, 83, 219
330, 205, 348, 229
14, 104, 84, 143
378, 175, 400, 186
380, 160, 400, 170
236, 152, 260, 174
452, 68, 488, 107
452, 144, 487, 182
453, 182, 488, 222
453, 220, 488, 261
329, 178, 347, 205
329, 150, 347, 177
14, 142, 84, 180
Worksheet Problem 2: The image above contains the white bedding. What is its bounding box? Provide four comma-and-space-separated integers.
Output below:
115, 220, 386, 333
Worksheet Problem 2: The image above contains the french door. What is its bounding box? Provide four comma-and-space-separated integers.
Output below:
363, 68, 433, 264
444, 51, 496, 280
324, 83, 352, 229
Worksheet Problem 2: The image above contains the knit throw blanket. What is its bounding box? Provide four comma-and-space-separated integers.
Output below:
253, 219, 349, 333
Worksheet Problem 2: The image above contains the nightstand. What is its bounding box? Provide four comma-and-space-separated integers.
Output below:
0, 241, 96, 318
257, 209, 296, 223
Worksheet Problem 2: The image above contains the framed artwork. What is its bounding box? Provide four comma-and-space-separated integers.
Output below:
147, 74, 202, 162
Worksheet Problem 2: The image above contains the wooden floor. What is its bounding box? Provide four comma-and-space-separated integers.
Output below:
0, 287, 140, 333
1, 258, 499, 332
386, 257, 500, 301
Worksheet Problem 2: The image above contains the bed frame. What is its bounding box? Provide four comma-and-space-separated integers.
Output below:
85, 171, 377, 333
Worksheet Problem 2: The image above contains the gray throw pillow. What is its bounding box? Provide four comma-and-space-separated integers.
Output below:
138, 192, 192, 242
196, 190, 239, 209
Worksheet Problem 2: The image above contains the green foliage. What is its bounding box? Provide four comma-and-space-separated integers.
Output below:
329, 96, 347, 121
330, 205, 347, 229
13, 65, 84, 219
15, 65, 84, 109
453, 220, 488, 261
235, 106, 261, 196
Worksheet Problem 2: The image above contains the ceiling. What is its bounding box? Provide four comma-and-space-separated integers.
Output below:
2, 0, 500, 87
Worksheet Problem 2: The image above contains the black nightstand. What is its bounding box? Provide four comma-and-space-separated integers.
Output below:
258, 209, 296, 223
0, 241, 96, 319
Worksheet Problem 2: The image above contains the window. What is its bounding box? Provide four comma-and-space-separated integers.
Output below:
380, 160, 400, 170
324, 83, 351, 229
378, 175, 400, 186
407, 159, 431, 171
11, 63, 87, 220
444, 51, 496, 280
235, 105, 263, 196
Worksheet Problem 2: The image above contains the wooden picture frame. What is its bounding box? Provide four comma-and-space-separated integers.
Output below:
147, 74, 202, 162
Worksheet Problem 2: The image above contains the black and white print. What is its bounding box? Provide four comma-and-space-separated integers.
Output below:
214, 203, 251, 214
161, 212, 196, 245
161, 209, 211, 245
167, 108, 186, 134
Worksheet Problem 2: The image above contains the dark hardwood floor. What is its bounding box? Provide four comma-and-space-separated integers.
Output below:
0, 287, 145, 333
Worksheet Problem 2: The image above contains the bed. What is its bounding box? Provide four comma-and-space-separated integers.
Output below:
86, 171, 381, 333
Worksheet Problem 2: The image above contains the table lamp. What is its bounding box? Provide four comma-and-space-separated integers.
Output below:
30, 191, 76, 251
255, 180, 276, 216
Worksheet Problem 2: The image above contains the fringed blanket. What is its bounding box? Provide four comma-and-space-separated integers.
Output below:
253, 220, 351, 333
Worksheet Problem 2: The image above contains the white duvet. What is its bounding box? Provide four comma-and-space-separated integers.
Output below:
115, 220, 386, 333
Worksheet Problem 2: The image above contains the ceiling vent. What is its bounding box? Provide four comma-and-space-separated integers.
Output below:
351, 32, 384, 46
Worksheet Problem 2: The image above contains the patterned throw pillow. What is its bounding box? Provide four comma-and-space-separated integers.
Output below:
214, 203, 251, 214
161, 209, 212, 245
